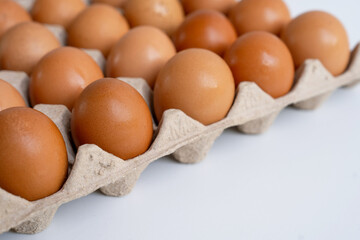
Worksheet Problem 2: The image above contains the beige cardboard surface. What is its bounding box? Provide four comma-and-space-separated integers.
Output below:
0, 44, 359, 234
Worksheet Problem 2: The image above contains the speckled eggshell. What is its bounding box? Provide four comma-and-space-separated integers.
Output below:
30, 47, 104, 110
281, 11, 350, 76
0, 22, 61, 75
106, 26, 176, 89
0, 107, 68, 201
0, 79, 26, 111
173, 9, 237, 56
0, 0, 31, 38
124, 0, 184, 36
31, 0, 86, 29
224, 31, 294, 98
92, 0, 128, 8
181, 0, 236, 14
228, 0, 291, 36
154, 48, 235, 126
67, 4, 129, 57
71, 78, 153, 160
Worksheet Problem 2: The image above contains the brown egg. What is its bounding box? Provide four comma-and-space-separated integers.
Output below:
92, 0, 128, 8
0, 22, 61, 75
67, 4, 129, 57
0, 79, 26, 111
281, 11, 350, 76
181, 0, 236, 14
124, 0, 184, 36
224, 31, 294, 98
228, 0, 291, 36
154, 48, 235, 125
71, 78, 153, 160
0, 0, 31, 38
0, 107, 68, 201
31, 0, 86, 29
173, 9, 237, 56
30, 47, 104, 110
106, 26, 176, 88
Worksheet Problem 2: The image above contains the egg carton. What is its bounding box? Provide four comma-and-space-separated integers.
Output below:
2, 0, 360, 234
0, 41, 359, 234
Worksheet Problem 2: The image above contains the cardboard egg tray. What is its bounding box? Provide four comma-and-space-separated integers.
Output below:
0, 0, 360, 235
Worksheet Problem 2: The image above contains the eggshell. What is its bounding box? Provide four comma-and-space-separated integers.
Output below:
31, 0, 86, 29
281, 11, 350, 76
106, 26, 176, 88
71, 78, 153, 160
224, 31, 294, 98
0, 0, 31, 38
0, 107, 68, 201
228, 0, 291, 36
0, 22, 61, 75
30, 47, 104, 110
0, 79, 26, 111
92, 0, 128, 8
67, 4, 129, 57
173, 9, 237, 56
124, 0, 184, 36
180, 0, 236, 14
154, 48, 235, 125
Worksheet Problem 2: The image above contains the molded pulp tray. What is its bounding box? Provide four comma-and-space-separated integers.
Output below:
0, 43, 359, 234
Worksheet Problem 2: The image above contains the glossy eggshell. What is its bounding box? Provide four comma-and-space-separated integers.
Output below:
154, 48, 235, 125
92, 0, 128, 8
229, 0, 291, 36
181, 0, 236, 14
30, 47, 104, 110
31, 0, 86, 29
224, 31, 294, 98
67, 4, 129, 57
71, 78, 153, 160
0, 79, 26, 111
281, 11, 350, 76
0, 22, 61, 75
0, 107, 68, 201
106, 26, 176, 89
124, 0, 184, 36
173, 9, 237, 56
0, 0, 31, 38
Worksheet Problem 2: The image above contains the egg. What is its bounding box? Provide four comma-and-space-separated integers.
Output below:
281, 11, 350, 76
67, 4, 129, 57
30, 47, 104, 110
106, 26, 176, 88
173, 9, 237, 56
92, 0, 128, 8
71, 78, 153, 160
228, 0, 291, 36
180, 0, 236, 14
224, 31, 294, 98
0, 79, 26, 111
0, 0, 31, 38
154, 48, 235, 125
124, 0, 184, 36
0, 22, 61, 75
31, 0, 86, 29
0, 107, 68, 201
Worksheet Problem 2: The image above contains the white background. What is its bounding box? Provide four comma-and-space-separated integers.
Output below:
1, 0, 360, 239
